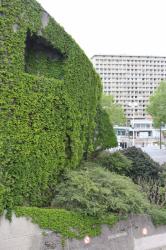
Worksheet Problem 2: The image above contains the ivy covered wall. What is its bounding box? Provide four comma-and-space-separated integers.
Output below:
0, 0, 102, 207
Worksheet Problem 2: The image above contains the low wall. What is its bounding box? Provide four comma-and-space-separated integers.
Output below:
1, 214, 166, 250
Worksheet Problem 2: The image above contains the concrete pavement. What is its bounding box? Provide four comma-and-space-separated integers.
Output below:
141, 146, 166, 165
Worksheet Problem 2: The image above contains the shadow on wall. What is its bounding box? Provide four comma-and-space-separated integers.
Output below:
25, 31, 66, 79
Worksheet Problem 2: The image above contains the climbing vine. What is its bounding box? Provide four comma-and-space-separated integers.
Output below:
0, 0, 102, 208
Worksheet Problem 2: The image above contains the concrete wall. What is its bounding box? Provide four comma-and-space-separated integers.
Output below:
1, 214, 166, 250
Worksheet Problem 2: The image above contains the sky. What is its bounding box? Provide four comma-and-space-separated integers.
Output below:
37, 0, 166, 59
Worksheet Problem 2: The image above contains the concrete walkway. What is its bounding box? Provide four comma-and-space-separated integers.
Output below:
141, 146, 166, 164
134, 233, 166, 250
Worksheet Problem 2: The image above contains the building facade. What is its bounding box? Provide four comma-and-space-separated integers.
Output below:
114, 119, 166, 148
91, 55, 166, 119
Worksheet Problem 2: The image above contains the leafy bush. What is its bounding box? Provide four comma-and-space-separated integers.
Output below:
150, 207, 166, 225
51, 162, 150, 216
96, 151, 132, 175
122, 147, 161, 181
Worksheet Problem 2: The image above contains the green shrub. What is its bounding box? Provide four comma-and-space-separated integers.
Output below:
51, 162, 150, 216
150, 207, 166, 225
94, 106, 117, 152
96, 151, 132, 175
122, 147, 161, 181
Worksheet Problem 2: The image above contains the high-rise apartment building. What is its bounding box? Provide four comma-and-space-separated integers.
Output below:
91, 55, 166, 119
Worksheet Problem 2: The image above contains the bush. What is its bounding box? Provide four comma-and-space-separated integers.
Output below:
96, 151, 132, 175
150, 207, 166, 225
122, 147, 161, 181
51, 162, 150, 217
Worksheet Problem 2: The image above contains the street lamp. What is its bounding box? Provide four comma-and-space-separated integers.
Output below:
128, 102, 138, 146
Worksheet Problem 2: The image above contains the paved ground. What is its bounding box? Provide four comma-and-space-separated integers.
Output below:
141, 146, 166, 165
134, 233, 166, 250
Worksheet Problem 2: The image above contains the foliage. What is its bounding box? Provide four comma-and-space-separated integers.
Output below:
15, 206, 118, 239
0, 0, 101, 207
150, 207, 166, 226
96, 151, 132, 175
51, 163, 150, 216
101, 94, 126, 125
94, 106, 117, 152
147, 81, 166, 127
161, 163, 166, 182
122, 147, 161, 181
138, 177, 166, 207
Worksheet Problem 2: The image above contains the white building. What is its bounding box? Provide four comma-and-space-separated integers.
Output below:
114, 119, 166, 148
91, 55, 166, 120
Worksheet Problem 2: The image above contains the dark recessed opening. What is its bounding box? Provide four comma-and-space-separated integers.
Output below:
25, 31, 66, 79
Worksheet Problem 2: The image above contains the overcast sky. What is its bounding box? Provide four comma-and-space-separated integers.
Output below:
37, 0, 166, 59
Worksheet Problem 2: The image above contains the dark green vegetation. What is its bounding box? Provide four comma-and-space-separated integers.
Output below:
96, 147, 166, 208
0, 0, 104, 208
15, 206, 118, 239
96, 151, 132, 175
95, 147, 166, 210
122, 147, 161, 181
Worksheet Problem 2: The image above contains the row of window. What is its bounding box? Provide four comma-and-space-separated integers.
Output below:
95, 62, 166, 65
95, 58, 166, 63
97, 68, 166, 73
100, 72, 166, 75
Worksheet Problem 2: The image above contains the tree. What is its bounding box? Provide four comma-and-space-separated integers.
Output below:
94, 106, 117, 152
147, 82, 166, 127
101, 94, 126, 126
